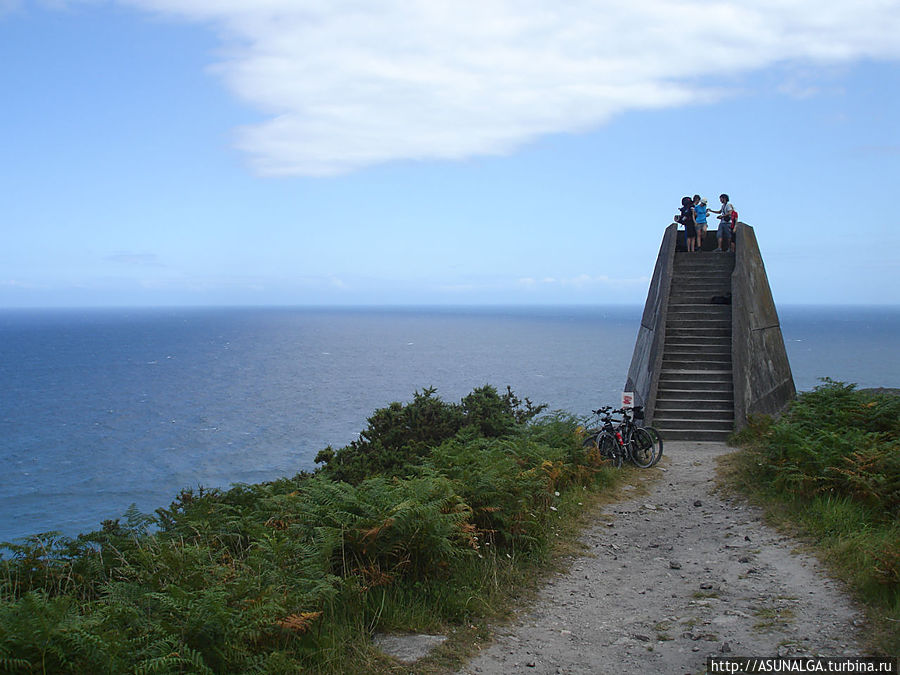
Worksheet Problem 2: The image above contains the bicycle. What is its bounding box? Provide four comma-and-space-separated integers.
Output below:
580, 406, 623, 468
581, 405, 663, 468
617, 406, 664, 468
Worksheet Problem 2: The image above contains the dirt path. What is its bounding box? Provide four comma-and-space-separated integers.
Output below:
458, 441, 865, 675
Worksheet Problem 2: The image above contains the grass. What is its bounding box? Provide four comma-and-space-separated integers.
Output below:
752, 606, 796, 632
720, 379, 900, 655
692, 590, 720, 600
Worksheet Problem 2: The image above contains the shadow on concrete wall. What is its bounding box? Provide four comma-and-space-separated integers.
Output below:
731, 223, 796, 428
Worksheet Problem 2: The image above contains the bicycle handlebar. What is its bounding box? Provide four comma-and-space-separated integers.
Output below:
591, 404, 643, 417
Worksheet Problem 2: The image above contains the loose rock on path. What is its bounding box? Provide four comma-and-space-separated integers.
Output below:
458, 441, 865, 675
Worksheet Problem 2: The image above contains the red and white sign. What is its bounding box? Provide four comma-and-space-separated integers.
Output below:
622, 391, 634, 407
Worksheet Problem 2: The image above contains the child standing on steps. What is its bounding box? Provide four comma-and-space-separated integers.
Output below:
692, 195, 708, 251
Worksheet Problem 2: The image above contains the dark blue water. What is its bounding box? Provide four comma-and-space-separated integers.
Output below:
779, 306, 900, 393
1, 305, 897, 543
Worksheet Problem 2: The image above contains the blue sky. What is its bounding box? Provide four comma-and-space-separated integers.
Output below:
1, 0, 899, 308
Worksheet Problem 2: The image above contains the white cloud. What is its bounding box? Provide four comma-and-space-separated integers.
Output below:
121, 0, 900, 175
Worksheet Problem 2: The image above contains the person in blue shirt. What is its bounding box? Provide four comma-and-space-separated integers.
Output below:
692, 195, 708, 251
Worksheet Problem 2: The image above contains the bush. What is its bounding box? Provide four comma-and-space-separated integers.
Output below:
739, 379, 900, 516
730, 379, 900, 655
315, 385, 546, 484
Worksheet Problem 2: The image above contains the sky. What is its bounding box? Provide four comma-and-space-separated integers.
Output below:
1, 0, 899, 308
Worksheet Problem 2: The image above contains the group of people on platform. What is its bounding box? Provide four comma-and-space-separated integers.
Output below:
676, 193, 736, 252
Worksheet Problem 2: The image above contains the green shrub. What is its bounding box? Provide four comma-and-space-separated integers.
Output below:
315, 385, 546, 484
730, 379, 900, 654
740, 379, 900, 516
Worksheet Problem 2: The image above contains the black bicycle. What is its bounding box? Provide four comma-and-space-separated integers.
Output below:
617, 406, 663, 467
581, 405, 663, 468
581, 406, 623, 468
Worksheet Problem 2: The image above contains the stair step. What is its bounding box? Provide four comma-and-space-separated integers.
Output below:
674, 259, 734, 266
665, 336, 731, 344
666, 315, 731, 323
669, 303, 732, 310
674, 252, 735, 262
673, 271, 733, 278
662, 359, 731, 371
675, 276, 732, 283
653, 409, 734, 422
663, 347, 733, 357
655, 387, 733, 400
651, 428, 733, 442
666, 326, 732, 338
666, 309, 731, 319
664, 341, 731, 351
655, 398, 733, 410
673, 269, 733, 277
657, 381, 733, 392
662, 353, 731, 363
651, 418, 734, 431
672, 287, 731, 294
675, 255, 732, 260
670, 283, 731, 289
659, 372, 733, 382
669, 292, 732, 301
664, 346, 731, 356
666, 319, 731, 329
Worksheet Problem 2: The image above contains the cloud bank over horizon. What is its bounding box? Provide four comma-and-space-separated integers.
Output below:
109, 0, 900, 176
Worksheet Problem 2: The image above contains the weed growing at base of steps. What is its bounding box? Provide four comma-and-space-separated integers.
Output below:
0, 385, 628, 674
725, 378, 900, 655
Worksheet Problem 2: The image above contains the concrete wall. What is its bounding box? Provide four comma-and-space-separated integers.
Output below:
624, 223, 677, 422
731, 223, 796, 428
675, 228, 719, 252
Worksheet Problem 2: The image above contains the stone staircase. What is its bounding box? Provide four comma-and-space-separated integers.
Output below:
653, 251, 735, 441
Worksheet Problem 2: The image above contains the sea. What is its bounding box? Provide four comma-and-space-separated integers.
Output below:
1, 305, 898, 544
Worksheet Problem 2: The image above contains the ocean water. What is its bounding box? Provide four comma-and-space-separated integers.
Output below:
1, 305, 897, 543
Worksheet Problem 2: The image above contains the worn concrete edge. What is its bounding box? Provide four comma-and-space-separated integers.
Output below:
625, 222, 677, 423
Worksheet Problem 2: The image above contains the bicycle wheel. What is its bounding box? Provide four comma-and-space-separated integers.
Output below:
582, 432, 599, 451
628, 427, 656, 468
643, 426, 664, 466
597, 431, 623, 469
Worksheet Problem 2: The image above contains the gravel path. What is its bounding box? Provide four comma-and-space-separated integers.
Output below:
458, 441, 865, 675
